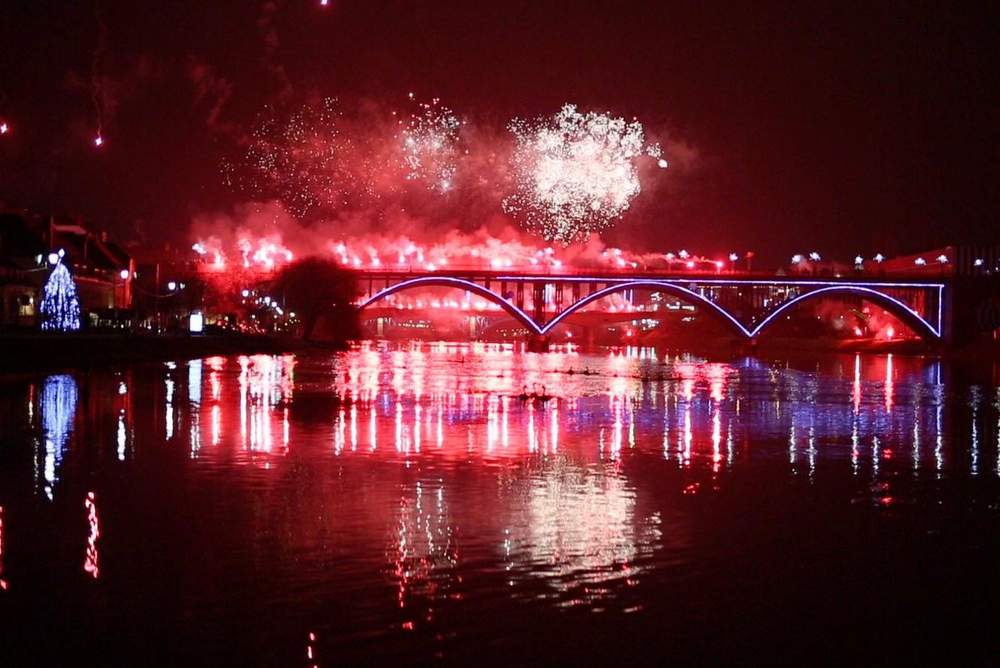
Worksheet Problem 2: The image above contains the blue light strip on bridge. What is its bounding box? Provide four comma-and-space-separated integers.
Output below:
538, 281, 754, 337
359, 276, 544, 335
360, 276, 944, 340
495, 275, 947, 289
747, 285, 941, 338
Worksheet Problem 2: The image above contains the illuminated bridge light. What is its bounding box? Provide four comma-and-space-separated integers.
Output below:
360, 273, 944, 341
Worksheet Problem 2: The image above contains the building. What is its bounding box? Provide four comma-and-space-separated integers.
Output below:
0, 209, 133, 328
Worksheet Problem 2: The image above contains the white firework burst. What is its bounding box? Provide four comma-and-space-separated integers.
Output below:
503, 104, 664, 243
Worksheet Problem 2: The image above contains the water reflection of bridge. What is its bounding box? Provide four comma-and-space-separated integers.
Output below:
357, 271, 948, 345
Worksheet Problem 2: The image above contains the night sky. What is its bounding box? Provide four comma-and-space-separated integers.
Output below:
1, 1, 997, 264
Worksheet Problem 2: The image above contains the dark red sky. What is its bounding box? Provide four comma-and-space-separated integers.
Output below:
0, 1, 997, 263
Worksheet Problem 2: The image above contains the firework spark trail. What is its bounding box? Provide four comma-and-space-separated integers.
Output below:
224, 98, 354, 217
400, 94, 462, 193
213, 99, 679, 272
503, 104, 665, 244
90, 0, 108, 146
223, 98, 670, 234
223, 98, 409, 218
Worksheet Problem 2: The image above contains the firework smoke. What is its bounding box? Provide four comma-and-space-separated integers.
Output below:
208, 98, 686, 275
191, 199, 721, 276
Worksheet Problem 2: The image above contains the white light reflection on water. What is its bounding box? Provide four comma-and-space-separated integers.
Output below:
40, 374, 77, 500
502, 461, 663, 605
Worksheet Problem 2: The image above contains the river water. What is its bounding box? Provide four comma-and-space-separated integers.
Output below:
1, 342, 999, 664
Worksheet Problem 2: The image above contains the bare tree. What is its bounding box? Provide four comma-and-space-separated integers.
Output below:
272, 257, 358, 341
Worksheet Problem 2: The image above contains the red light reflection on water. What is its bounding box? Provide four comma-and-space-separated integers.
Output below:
388, 481, 459, 625
83, 492, 100, 579
237, 354, 296, 458
305, 630, 318, 666
4, 343, 965, 651
0, 506, 8, 590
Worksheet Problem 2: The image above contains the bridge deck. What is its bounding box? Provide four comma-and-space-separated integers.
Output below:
356, 270, 948, 341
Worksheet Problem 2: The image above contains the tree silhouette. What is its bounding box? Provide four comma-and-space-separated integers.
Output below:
272, 257, 358, 341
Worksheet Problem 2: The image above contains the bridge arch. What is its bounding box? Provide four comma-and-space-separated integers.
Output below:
359, 276, 544, 335
540, 281, 753, 337
749, 285, 941, 339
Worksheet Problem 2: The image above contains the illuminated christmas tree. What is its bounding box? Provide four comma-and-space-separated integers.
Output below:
40, 259, 81, 332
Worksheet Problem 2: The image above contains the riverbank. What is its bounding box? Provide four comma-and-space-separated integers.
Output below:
0, 332, 336, 374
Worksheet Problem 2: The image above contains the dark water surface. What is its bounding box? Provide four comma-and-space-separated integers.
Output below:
2, 342, 1000, 665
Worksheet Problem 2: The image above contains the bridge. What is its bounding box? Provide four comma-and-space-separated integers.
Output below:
355, 270, 950, 347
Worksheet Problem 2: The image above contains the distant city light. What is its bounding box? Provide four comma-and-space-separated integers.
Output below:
0, 122, 8, 135
189, 312, 204, 333
729, 253, 739, 262
936, 254, 949, 263
874, 253, 885, 263
808, 252, 821, 261
47, 252, 60, 265
973, 258, 984, 267
791, 254, 803, 263
914, 257, 926, 266
119, 269, 129, 279
241, 289, 250, 297
94, 135, 104, 147
854, 255, 863, 265
167, 281, 177, 290
678, 250, 689, 259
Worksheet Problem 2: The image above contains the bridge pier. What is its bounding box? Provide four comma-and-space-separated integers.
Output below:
526, 334, 551, 352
